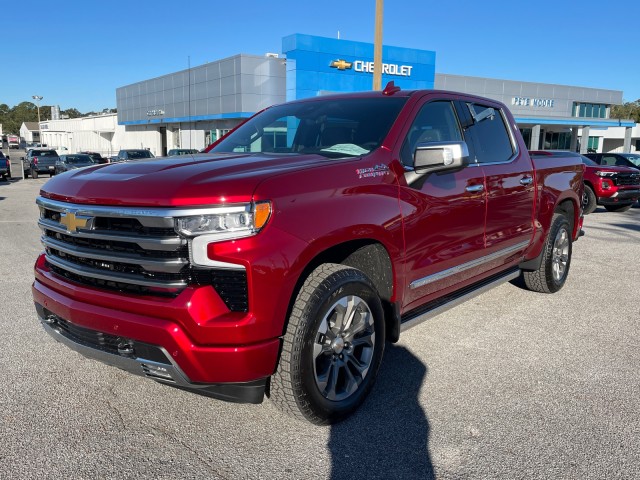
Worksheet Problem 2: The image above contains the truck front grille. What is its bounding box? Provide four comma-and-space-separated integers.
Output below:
614, 173, 640, 186
37, 198, 249, 311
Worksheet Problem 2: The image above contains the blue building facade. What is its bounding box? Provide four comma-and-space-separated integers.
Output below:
282, 34, 436, 101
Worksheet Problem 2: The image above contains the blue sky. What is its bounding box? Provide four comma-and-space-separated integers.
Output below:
4, 0, 639, 112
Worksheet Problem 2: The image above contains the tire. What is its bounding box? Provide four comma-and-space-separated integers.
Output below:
604, 204, 632, 213
582, 186, 597, 215
31, 168, 38, 179
523, 213, 572, 294
269, 263, 385, 424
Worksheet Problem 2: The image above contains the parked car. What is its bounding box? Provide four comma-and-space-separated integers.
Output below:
22, 149, 60, 178
34, 87, 585, 424
531, 150, 640, 213
116, 149, 155, 162
79, 151, 109, 164
167, 148, 199, 156
55, 154, 96, 174
585, 152, 640, 170
0, 151, 11, 181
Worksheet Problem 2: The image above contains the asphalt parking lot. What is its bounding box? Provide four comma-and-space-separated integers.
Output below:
0, 173, 638, 479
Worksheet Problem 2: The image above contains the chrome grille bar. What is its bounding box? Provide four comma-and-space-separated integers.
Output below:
42, 236, 188, 273
45, 254, 187, 289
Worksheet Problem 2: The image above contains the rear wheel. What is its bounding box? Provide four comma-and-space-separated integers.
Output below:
269, 264, 385, 424
604, 204, 632, 212
582, 186, 597, 214
523, 213, 572, 294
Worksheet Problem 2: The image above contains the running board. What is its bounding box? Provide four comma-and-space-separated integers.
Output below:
400, 268, 520, 333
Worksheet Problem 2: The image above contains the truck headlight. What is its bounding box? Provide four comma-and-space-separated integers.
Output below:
175, 202, 271, 240
594, 171, 616, 177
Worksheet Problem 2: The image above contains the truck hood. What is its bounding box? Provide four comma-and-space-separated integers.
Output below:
40, 153, 335, 206
585, 165, 640, 174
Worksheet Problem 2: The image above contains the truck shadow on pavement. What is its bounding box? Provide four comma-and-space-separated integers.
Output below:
328, 344, 434, 480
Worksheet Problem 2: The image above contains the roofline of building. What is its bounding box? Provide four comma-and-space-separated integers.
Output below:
119, 112, 254, 126
515, 117, 635, 128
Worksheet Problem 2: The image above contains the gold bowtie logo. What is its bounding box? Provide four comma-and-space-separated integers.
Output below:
330, 59, 353, 70
60, 212, 92, 233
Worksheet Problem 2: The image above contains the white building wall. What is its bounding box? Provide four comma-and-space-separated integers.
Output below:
39, 114, 163, 157
578, 125, 640, 153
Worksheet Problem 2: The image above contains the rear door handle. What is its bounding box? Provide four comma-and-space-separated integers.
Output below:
520, 175, 533, 185
465, 185, 484, 193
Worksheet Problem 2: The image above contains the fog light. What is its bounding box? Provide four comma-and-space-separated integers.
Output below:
602, 181, 611, 190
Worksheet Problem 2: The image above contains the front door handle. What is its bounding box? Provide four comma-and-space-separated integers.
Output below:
465, 184, 484, 193
520, 175, 533, 185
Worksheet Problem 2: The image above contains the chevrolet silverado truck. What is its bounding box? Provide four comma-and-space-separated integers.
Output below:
532, 150, 640, 213
0, 151, 11, 180
33, 85, 584, 424
22, 148, 60, 179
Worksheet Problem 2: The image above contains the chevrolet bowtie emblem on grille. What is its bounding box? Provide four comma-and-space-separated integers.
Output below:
330, 59, 353, 70
59, 211, 93, 233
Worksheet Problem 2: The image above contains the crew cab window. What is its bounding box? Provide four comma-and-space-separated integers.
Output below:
467, 104, 514, 164
212, 97, 407, 159
400, 101, 463, 167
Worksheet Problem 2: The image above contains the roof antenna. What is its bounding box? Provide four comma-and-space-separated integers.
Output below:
382, 81, 401, 95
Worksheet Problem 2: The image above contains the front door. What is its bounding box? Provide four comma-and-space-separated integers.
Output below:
396, 97, 487, 312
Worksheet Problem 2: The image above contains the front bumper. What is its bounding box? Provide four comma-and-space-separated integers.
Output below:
33, 275, 281, 404
35, 303, 267, 403
598, 188, 640, 205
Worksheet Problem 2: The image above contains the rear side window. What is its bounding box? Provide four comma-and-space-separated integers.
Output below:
34, 150, 58, 157
468, 104, 514, 164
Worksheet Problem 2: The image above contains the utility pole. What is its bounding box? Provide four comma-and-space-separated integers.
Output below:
373, 0, 384, 90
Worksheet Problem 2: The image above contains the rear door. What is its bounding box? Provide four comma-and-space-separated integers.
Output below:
463, 101, 535, 260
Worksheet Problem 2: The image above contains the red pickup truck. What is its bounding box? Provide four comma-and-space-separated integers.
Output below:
33, 86, 584, 424
531, 150, 640, 213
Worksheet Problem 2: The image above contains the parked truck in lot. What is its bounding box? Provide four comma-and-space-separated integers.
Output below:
531, 150, 640, 213
32, 85, 584, 424
7, 134, 20, 149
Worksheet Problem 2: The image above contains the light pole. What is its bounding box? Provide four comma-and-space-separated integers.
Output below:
32, 95, 43, 144
373, 0, 384, 90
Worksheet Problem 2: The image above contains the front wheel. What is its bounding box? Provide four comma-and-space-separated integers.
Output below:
582, 186, 597, 215
604, 204, 632, 212
269, 264, 385, 424
523, 213, 572, 294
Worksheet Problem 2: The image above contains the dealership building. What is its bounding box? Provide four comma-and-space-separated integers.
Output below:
40, 33, 637, 157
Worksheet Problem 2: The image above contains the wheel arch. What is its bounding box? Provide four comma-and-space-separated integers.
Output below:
281, 239, 398, 344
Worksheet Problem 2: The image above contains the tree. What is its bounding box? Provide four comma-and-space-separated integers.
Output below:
0, 102, 116, 135
61, 108, 82, 119
611, 100, 640, 123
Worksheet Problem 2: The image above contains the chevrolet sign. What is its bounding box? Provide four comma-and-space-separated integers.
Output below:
329, 59, 413, 77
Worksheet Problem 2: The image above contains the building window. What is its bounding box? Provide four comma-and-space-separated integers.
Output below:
573, 103, 607, 119
519, 128, 532, 148
588, 136, 599, 151
544, 131, 572, 150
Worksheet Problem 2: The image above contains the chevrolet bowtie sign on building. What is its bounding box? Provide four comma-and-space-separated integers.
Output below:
329, 59, 353, 70
283, 33, 435, 101
330, 59, 414, 77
